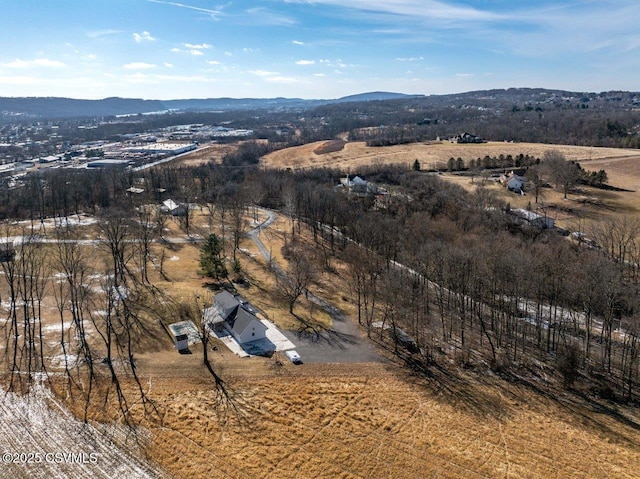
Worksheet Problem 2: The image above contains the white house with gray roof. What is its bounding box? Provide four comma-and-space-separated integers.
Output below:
205, 291, 268, 345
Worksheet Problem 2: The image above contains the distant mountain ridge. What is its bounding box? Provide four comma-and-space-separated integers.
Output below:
0, 92, 422, 119
1, 88, 638, 120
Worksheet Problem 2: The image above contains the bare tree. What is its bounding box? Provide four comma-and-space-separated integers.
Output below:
527, 164, 546, 204
134, 206, 157, 283
543, 150, 578, 199
278, 240, 316, 314
589, 215, 640, 281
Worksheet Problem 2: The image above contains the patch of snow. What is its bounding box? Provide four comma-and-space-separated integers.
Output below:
0, 382, 167, 478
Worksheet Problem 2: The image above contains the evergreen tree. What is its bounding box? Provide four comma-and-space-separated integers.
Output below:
199, 234, 227, 279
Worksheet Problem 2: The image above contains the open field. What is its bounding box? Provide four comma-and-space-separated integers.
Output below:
262, 139, 640, 230
173, 143, 238, 167
47, 360, 640, 479
260, 140, 640, 172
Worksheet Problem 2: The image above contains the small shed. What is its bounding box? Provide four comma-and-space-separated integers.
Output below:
168, 320, 200, 351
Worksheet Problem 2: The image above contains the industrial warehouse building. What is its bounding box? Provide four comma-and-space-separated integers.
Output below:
124, 142, 197, 155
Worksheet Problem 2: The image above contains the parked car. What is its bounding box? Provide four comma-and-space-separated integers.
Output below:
285, 350, 302, 364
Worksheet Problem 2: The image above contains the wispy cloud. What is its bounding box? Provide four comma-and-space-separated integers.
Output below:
188, 50, 205, 56
248, 70, 279, 77
396, 56, 423, 62
133, 31, 156, 42
283, 0, 506, 22
265, 76, 302, 84
86, 29, 122, 39
123, 62, 157, 70
147, 0, 223, 18
206, 60, 221, 65
2, 58, 66, 69
245, 7, 297, 26
184, 43, 211, 49
292, 40, 305, 46
124, 72, 217, 84
296, 60, 315, 65
247, 69, 303, 84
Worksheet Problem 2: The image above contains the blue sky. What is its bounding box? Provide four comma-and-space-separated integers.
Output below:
0, 0, 638, 99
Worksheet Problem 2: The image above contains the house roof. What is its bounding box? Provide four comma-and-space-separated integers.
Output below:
229, 307, 267, 337
212, 291, 266, 340
162, 199, 179, 210
213, 291, 240, 320
203, 306, 225, 324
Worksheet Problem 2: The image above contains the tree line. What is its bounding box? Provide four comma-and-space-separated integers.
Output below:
247, 164, 640, 401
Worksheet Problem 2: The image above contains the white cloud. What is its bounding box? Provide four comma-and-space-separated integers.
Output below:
35, 59, 66, 68
456, 73, 474, 77
164, 62, 174, 67
248, 70, 279, 77
170, 48, 181, 53
396, 56, 423, 62
123, 72, 217, 84
245, 7, 296, 26
147, 0, 223, 18
206, 60, 221, 65
189, 50, 205, 56
283, 0, 505, 22
123, 62, 157, 70
313, 73, 327, 77
265, 76, 301, 84
247, 69, 303, 84
133, 31, 156, 42
184, 43, 212, 49
2, 58, 66, 69
86, 29, 121, 39
292, 40, 305, 45
296, 60, 315, 65
224, 51, 233, 57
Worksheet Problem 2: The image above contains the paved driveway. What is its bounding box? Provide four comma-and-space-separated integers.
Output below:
281, 309, 386, 364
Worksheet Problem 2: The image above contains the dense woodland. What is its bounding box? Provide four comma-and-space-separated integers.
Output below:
1, 154, 639, 412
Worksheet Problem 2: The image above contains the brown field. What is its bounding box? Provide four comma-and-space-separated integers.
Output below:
55, 357, 640, 479
260, 140, 640, 172
262, 140, 640, 230
173, 143, 238, 167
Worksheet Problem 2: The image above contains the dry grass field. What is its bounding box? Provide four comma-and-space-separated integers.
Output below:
260, 140, 640, 172
173, 143, 238, 167
262, 139, 640, 230
53, 359, 640, 479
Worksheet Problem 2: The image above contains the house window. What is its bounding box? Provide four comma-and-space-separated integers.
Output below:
252, 332, 255, 336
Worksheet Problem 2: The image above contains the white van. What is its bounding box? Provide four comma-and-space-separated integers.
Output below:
285, 350, 302, 364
